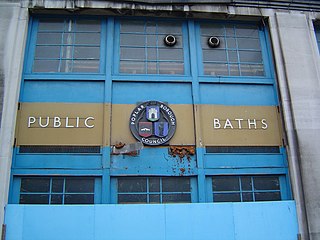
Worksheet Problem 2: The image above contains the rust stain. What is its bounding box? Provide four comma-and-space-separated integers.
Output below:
169, 145, 195, 160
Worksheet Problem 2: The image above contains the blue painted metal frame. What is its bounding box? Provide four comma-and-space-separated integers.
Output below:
11, 15, 292, 205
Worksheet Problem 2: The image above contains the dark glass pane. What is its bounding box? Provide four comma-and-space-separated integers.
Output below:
74, 47, 100, 59
52, 178, 64, 193
120, 21, 145, 33
38, 19, 64, 31
226, 38, 237, 48
20, 194, 49, 204
120, 61, 145, 74
241, 177, 252, 191
242, 192, 253, 202
213, 193, 241, 202
201, 24, 224, 36
51, 194, 63, 204
147, 48, 157, 61
162, 194, 191, 203
35, 46, 61, 58
118, 178, 147, 193
158, 23, 182, 34
149, 194, 160, 203
72, 60, 99, 72
236, 25, 259, 38
33, 60, 59, 72
63, 33, 74, 45
20, 178, 50, 193
240, 64, 264, 76
203, 63, 228, 76
159, 62, 184, 74
203, 49, 227, 62
149, 178, 160, 192
159, 49, 183, 61
237, 38, 260, 50
146, 35, 158, 47
253, 177, 280, 190
37, 33, 62, 44
255, 192, 281, 201
225, 25, 235, 36
212, 176, 240, 191
162, 177, 190, 192
229, 64, 240, 76
118, 194, 147, 204
145, 22, 156, 33
228, 51, 238, 62
65, 178, 94, 193
64, 194, 94, 204
121, 48, 145, 60
147, 62, 157, 74
239, 51, 262, 63
75, 33, 100, 45
121, 34, 146, 47
76, 20, 101, 32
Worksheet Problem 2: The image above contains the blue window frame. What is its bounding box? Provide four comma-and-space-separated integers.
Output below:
24, 17, 107, 75
11, 176, 101, 204
111, 176, 198, 204
10, 16, 291, 205
207, 175, 288, 202
115, 19, 189, 76
315, 25, 320, 53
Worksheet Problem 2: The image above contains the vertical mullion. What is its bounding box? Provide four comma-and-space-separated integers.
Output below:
62, 177, 66, 204
146, 177, 150, 203
144, 22, 148, 74
49, 178, 53, 204
234, 25, 242, 77
251, 176, 256, 201
224, 25, 231, 76
160, 177, 163, 203
238, 176, 243, 202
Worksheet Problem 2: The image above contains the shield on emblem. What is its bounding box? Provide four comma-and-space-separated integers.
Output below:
139, 122, 153, 137
146, 106, 160, 122
154, 122, 169, 137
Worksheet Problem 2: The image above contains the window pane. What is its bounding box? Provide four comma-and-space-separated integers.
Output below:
118, 194, 147, 204
255, 192, 281, 201
159, 62, 184, 74
35, 46, 61, 58
162, 194, 191, 203
38, 19, 64, 31
149, 194, 160, 203
120, 21, 145, 32
149, 178, 160, 192
241, 177, 252, 191
201, 24, 224, 36
65, 178, 94, 193
212, 176, 239, 191
204, 63, 228, 76
76, 20, 101, 32
120, 61, 145, 74
72, 60, 99, 72
242, 192, 254, 202
51, 194, 63, 204
64, 194, 94, 204
162, 177, 190, 192
52, 178, 64, 193
20, 194, 49, 204
20, 178, 50, 193
239, 51, 262, 63
203, 49, 227, 62
237, 38, 260, 50
240, 64, 264, 76
118, 178, 147, 193
121, 48, 145, 60
159, 49, 183, 61
253, 176, 280, 190
75, 33, 100, 45
37, 33, 62, 44
236, 25, 259, 38
214, 193, 241, 202
120, 34, 145, 47
74, 47, 100, 59
158, 23, 182, 34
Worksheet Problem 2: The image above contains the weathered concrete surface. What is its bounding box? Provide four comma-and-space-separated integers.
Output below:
0, 1, 28, 238
274, 12, 320, 240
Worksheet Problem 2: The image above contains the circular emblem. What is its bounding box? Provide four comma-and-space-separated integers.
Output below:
129, 101, 177, 146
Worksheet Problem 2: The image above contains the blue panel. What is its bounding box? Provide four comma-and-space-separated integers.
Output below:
112, 82, 193, 104
5, 201, 298, 240
199, 83, 278, 106
233, 201, 298, 240
21, 81, 104, 103
14, 154, 102, 169
204, 153, 286, 169
111, 148, 197, 176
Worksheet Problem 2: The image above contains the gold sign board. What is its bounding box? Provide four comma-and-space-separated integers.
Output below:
199, 105, 283, 146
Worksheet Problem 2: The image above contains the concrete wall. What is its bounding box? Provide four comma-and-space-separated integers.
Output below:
271, 11, 320, 240
0, 1, 28, 238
